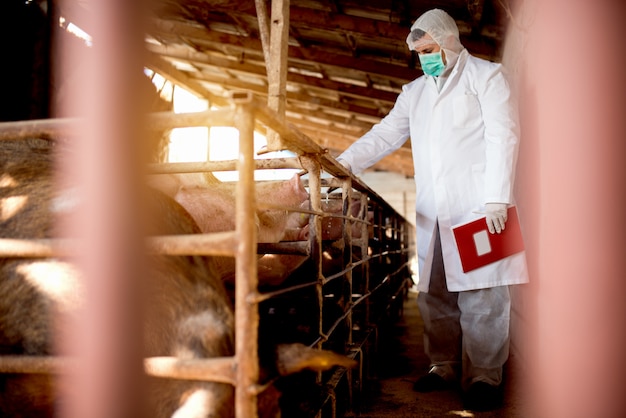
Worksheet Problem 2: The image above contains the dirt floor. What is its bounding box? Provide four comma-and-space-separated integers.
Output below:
353, 287, 529, 418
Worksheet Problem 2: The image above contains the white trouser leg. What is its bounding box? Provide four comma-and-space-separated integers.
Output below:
458, 286, 511, 389
417, 224, 461, 382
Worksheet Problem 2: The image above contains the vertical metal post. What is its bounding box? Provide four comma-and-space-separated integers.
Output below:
341, 178, 353, 346
234, 103, 259, 418
514, 1, 626, 416
56, 1, 147, 418
300, 158, 322, 318
341, 177, 354, 410
360, 193, 370, 329
300, 156, 323, 393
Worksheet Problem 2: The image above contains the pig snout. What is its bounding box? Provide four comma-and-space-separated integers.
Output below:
293, 198, 364, 241
281, 201, 310, 242
255, 174, 309, 243
297, 226, 309, 241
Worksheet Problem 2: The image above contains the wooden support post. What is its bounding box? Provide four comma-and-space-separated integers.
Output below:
254, 0, 271, 68
265, 0, 290, 152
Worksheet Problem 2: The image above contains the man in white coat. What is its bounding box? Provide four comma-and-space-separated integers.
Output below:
336, 9, 529, 412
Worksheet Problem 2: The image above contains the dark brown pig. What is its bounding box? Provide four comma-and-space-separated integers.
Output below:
0, 139, 236, 418
0, 140, 356, 418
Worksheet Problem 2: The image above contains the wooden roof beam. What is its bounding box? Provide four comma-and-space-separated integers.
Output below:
144, 53, 228, 106
285, 110, 373, 132
192, 70, 386, 119
265, 0, 290, 151
149, 18, 418, 81
147, 44, 398, 104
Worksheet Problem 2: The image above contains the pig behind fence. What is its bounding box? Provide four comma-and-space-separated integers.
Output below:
0, 138, 235, 417
149, 170, 310, 244
0, 139, 355, 418
149, 171, 311, 288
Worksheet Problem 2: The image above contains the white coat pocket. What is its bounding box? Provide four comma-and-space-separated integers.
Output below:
453, 93, 481, 128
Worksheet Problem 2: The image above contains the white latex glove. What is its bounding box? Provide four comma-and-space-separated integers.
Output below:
485, 203, 508, 234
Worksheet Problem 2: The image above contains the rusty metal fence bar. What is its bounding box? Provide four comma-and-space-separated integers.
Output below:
0, 109, 236, 141
0, 93, 415, 418
232, 99, 260, 418
0, 102, 260, 416
0, 355, 237, 385
0, 232, 239, 258
148, 157, 303, 174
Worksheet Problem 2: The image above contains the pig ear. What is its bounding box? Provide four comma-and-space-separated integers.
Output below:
275, 343, 358, 376
291, 172, 308, 194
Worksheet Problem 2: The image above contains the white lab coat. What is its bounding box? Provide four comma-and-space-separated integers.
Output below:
338, 49, 529, 292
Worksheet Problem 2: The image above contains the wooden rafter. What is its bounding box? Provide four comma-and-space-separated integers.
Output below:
139, 1, 509, 177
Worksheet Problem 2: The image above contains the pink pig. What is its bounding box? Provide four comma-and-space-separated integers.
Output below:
152, 172, 309, 243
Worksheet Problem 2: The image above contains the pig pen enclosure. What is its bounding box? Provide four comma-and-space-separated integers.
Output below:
0, 91, 415, 417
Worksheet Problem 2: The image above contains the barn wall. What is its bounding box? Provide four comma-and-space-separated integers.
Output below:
359, 172, 416, 226
0, 0, 51, 122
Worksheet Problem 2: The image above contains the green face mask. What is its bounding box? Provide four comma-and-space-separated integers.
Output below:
419, 52, 445, 77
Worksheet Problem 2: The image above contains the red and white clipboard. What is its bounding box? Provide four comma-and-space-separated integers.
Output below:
451, 206, 525, 273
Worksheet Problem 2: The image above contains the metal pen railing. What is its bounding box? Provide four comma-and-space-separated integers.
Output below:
0, 91, 415, 418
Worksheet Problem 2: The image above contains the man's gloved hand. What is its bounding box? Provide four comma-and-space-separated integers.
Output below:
485, 203, 508, 234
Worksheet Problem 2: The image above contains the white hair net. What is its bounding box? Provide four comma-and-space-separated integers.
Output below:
405, 9, 464, 55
